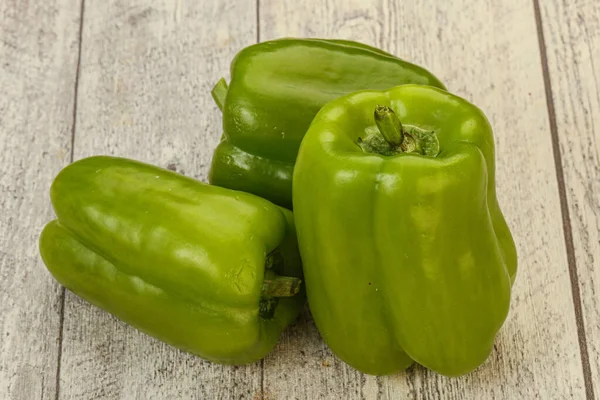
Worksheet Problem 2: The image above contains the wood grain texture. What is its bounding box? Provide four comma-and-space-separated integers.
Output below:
540, 0, 600, 397
0, 1, 82, 399
57, 1, 261, 399
260, 0, 587, 398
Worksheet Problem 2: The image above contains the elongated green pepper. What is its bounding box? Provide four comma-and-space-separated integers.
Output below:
39, 156, 304, 364
209, 38, 446, 208
293, 85, 517, 376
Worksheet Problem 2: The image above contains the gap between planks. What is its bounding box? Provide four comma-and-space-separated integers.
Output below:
532, 0, 595, 398
55, 1, 86, 400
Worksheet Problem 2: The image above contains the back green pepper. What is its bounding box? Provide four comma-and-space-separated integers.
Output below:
293, 85, 517, 376
39, 156, 304, 364
209, 38, 446, 208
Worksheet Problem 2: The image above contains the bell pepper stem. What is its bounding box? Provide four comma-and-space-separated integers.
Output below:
372, 105, 440, 157
374, 105, 404, 148
264, 249, 301, 296
260, 270, 302, 319
262, 273, 302, 297
211, 78, 228, 111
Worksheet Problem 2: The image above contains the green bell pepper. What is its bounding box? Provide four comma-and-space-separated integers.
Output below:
293, 85, 517, 376
39, 156, 304, 364
209, 38, 446, 208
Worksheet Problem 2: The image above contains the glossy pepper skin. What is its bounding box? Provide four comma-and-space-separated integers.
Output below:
208, 38, 446, 208
293, 85, 517, 376
39, 156, 304, 365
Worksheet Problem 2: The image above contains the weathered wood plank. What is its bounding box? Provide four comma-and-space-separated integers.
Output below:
57, 1, 260, 399
0, 1, 83, 399
540, 0, 600, 397
260, 0, 587, 398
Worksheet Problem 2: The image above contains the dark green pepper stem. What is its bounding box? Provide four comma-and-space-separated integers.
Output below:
264, 249, 301, 296
373, 105, 440, 157
211, 78, 228, 111
260, 255, 302, 319
262, 273, 302, 297
374, 105, 404, 148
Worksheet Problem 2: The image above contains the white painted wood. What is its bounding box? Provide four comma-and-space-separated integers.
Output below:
260, 0, 587, 398
0, 1, 82, 399
541, 0, 600, 397
57, 1, 261, 399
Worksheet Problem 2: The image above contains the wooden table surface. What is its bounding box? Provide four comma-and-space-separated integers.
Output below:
1, 0, 598, 399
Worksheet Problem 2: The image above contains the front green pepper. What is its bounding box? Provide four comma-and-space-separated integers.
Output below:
209, 38, 446, 208
293, 85, 517, 376
39, 156, 304, 364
